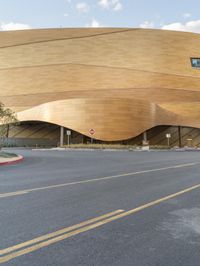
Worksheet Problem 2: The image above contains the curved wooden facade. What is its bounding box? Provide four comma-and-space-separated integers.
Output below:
0, 28, 200, 141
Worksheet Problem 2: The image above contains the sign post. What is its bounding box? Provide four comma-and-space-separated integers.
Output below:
66, 130, 71, 147
166, 133, 171, 147
89, 129, 95, 144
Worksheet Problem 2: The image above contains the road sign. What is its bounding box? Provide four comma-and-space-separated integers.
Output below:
89, 128, 95, 135
66, 130, 71, 146
166, 133, 171, 147
66, 130, 71, 136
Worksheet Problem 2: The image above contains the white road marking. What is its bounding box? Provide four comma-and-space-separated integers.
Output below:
0, 162, 199, 199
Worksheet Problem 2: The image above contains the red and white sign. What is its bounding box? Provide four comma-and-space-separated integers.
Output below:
89, 128, 95, 135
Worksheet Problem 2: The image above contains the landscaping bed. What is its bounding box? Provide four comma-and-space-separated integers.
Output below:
0, 151, 23, 165
0, 151, 18, 158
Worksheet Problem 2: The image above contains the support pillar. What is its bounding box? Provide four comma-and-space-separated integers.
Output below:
143, 131, 147, 142
178, 126, 182, 148
143, 131, 148, 145
60, 126, 64, 147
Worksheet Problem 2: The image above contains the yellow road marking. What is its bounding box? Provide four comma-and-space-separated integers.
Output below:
1, 182, 200, 263
0, 162, 199, 199
0, 209, 124, 256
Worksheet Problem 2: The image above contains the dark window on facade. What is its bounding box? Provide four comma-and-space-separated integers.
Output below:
191, 58, 200, 68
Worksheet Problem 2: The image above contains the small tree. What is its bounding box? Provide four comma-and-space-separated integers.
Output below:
0, 102, 18, 148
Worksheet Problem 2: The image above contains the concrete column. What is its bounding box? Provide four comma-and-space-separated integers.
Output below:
60, 126, 64, 147
142, 131, 149, 146
178, 126, 182, 148
143, 131, 147, 143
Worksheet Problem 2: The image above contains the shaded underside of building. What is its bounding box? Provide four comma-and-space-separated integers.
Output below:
3, 122, 200, 147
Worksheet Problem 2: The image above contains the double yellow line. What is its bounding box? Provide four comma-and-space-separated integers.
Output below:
0, 210, 124, 263
1, 182, 200, 263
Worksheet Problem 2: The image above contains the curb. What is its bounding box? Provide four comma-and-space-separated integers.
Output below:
0, 155, 24, 166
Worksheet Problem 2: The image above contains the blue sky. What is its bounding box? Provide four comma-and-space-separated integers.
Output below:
0, 0, 200, 33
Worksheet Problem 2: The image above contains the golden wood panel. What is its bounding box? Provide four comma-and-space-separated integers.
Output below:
0, 28, 200, 141
1, 88, 200, 109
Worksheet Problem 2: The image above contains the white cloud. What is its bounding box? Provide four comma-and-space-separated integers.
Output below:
113, 2, 122, 11
183, 13, 191, 19
98, 0, 109, 8
162, 20, 200, 33
76, 2, 90, 13
98, 0, 122, 11
139, 19, 200, 34
0, 22, 31, 31
139, 21, 155, 29
87, 19, 103, 27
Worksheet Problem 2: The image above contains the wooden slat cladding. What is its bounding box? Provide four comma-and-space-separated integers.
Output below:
0, 28, 200, 141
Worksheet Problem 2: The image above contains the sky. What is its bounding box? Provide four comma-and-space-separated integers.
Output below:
0, 0, 200, 33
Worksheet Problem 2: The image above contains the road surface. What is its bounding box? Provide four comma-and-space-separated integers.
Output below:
0, 149, 200, 265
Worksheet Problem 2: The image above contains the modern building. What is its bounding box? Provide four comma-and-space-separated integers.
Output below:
0, 28, 200, 146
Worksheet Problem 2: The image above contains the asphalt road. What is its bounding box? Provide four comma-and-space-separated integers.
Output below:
0, 148, 200, 266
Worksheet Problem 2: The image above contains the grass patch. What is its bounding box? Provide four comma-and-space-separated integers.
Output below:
150, 145, 170, 150
62, 144, 171, 150
0, 151, 18, 158
62, 144, 138, 149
